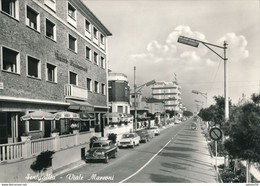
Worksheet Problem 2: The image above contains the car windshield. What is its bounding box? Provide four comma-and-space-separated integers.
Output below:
93, 143, 102, 148
122, 134, 134, 138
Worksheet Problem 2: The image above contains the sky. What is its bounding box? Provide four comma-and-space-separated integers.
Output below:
83, 0, 260, 111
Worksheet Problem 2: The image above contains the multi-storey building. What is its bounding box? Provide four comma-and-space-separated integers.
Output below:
0, 0, 112, 144
151, 81, 181, 112
108, 72, 130, 114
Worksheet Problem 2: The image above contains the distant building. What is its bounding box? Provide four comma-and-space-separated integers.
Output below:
108, 72, 130, 113
151, 81, 181, 113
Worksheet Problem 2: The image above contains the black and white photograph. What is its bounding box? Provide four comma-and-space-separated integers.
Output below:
0, 0, 259, 184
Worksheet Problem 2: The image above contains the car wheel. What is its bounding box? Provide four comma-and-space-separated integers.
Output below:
104, 154, 109, 163
132, 142, 135, 148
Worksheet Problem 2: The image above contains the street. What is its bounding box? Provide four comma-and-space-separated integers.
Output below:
49, 119, 217, 183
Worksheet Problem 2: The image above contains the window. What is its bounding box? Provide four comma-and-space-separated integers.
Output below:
100, 56, 105, 68
46, 19, 56, 40
68, 34, 77, 52
100, 34, 105, 44
69, 71, 77, 85
86, 46, 91, 60
29, 120, 41, 131
94, 81, 99, 93
94, 52, 98, 64
1, 0, 19, 19
93, 27, 98, 38
27, 56, 40, 78
117, 106, 123, 113
44, 0, 56, 12
101, 83, 105, 95
26, 6, 40, 31
85, 19, 90, 32
87, 78, 92, 91
68, 3, 76, 20
46, 63, 57, 83
2, 47, 20, 73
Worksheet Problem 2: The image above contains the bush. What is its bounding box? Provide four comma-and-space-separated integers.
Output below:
108, 133, 117, 144
31, 151, 55, 173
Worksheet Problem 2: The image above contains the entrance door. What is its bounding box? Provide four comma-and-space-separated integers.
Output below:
0, 112, 8, 144
44, 121, 52, 137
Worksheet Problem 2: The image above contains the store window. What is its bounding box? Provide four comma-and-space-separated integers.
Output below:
29, 120, 41, 131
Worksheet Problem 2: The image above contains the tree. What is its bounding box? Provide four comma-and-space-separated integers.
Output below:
224, 93, 260, 182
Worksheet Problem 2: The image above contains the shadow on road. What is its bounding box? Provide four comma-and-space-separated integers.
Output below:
149, 173, 190, 183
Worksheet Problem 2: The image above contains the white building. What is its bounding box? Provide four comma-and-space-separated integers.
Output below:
151, 81, 181, 112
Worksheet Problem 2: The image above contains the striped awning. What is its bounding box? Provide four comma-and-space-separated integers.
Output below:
21, 111, 55, 121
54, 111, 80, 120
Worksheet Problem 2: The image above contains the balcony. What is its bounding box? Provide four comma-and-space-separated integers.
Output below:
64, 84, 88, 100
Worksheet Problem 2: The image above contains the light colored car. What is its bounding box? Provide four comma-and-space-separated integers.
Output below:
148, 126, 160, 136
118, 133, 140, 148
175, 120, 181, 124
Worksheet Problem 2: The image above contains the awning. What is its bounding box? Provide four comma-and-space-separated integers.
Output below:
67, 100, 94, 112
102, 112, 123, 118
54, 111, 80, 120
78, 112, 95, 121
21, 111, 55, 121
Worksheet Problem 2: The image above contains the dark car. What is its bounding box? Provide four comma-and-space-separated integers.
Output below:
136, 130, 152, 143
86, 140, 117, 163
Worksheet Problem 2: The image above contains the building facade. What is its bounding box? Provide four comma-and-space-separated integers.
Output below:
108, 72, 130, 114
0, 0, 112, 144
151, 81, 181, 112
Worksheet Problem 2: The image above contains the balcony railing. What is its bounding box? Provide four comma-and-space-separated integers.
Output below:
0, 131, 93, 164
64, 84, 88, 100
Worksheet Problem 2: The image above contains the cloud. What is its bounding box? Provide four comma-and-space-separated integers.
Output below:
129, 25, 249, 68
217, 33, 249, 62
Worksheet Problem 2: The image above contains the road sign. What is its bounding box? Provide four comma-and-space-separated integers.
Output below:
209, 128, 222, 141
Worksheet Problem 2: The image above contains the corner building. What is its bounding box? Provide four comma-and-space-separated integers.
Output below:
0, 0, 112, 144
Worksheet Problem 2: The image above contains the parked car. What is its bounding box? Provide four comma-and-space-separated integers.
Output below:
86, 140, 117, 163
146, 126, 160, 136
136, 130, 153, 143
118, 133, 140, 148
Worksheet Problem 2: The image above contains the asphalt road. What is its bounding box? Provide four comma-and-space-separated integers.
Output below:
49, 118, 217, 183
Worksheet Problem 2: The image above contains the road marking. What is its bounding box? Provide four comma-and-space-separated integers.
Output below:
119, 132, 179, 183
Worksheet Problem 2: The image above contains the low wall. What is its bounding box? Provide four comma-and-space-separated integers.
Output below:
0, 142, 89, 183
104, 124, 133, 142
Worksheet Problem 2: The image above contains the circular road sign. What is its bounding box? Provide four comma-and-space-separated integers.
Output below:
209, 128, 222, 141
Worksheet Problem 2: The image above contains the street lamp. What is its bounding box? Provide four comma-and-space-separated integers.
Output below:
178, 36, 229, 121
133, 66, 156, 131
192, 90, 207, 107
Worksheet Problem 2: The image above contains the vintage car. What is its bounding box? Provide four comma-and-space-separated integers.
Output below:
118, 133, 140, 148
136, 130, 153, 143
147, 126, 160, 136
86, 140, 117, 163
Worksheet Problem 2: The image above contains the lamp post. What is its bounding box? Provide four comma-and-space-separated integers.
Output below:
133, 66, 156, 131
192, 90, 207, 107
178, 36, 229, 121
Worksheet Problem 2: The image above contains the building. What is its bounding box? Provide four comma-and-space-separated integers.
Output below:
151, 81, 181, 113
108, 72, 130, 114
0, 0, 112, 144
0, 0, 112, 181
